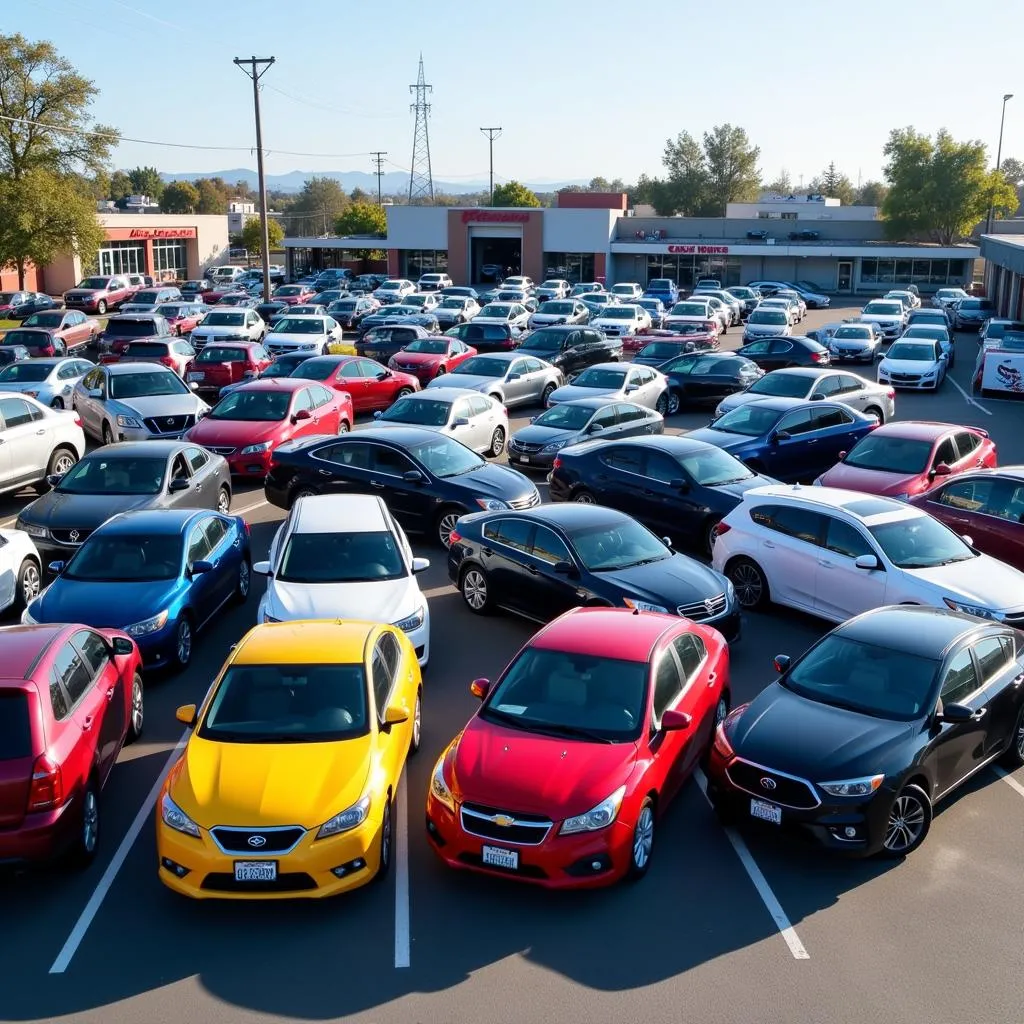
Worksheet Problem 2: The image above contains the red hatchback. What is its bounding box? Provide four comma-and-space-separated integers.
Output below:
388, 336, 478, 384
288, 354, 420, 413
815, 421, 997, 499
183, 377, 353, 477
426, 607, 730, 888
186, 341, 273, 399
0, 624, 143, 868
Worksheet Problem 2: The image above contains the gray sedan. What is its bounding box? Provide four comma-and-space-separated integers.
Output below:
545, 362, 669, 413
427, 352, 563, 408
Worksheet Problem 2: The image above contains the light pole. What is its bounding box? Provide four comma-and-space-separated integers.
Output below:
986, 93, 1014, 235
480, 127, 502, 205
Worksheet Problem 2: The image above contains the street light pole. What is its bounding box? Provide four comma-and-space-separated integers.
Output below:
986, 93, 1014, 235
480, 127, 502, 205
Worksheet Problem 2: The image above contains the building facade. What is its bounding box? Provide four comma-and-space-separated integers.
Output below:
980, 235, 1024, 319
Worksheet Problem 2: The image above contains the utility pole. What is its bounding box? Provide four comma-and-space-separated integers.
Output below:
480, 127, 502, 205
987, 93, 1014, 235
233, 56, 275, 301
371, 152, 387, 205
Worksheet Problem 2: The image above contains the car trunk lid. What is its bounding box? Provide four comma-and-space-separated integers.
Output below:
0, 687, 37, 829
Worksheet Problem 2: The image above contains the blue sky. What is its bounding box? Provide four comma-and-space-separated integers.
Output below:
10, 0, 1024, 187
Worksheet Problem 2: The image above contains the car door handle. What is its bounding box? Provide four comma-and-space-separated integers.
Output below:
82, 715, 95, 730
763, 540, 776, 548
1012, 673, 1024, 687
706, 670, 717, 686
35, 429, 46, 435
105, 686, 115, 701
525, 564, 539, 575
481, 547, 493, 557
318, 468, 332, 476
817, 559, 834, 568
972, 707, 987, 720
369, 479, 386, 488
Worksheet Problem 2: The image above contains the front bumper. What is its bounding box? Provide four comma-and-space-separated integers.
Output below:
878, 373, 940, 390
829, 346, 877, 363
507, 446, 560, 470
226, 448, 275, 478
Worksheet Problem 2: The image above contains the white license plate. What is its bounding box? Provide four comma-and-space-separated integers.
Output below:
188, 372, 205, 381
750, 798, 782, 825
481, 845, 519, 870
234, 860, 277, 881
518, 455, 530, 463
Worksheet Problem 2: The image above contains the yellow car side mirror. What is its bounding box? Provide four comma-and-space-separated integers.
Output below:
176, 703, 197, 726
383, 705, 409, 726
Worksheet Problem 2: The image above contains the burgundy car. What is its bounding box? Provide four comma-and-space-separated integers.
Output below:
0, 327, 73, 357
186, 341, 273, 398
63, 275, 133, 315
289, 354, 420, 413
388, 335, 478, 384
273, 284, 315, 306
154, 302, 208, 335
0, 624, 143, 868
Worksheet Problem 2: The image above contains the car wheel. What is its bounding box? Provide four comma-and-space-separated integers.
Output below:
572, 487, 597, 504
700, 693, 731, 770
43, 446, 77, 487
50, 397, 64, 409
375, 793, 394, 882
172, 615, 193, 672
127, 673, 144, 743
880, 784, 932, 857
999, 702, 1024, 769
864, 405, 883, 424
654, 392, 669, 416
337, 419, 350, 434
68, 778, 101, 868
727, 557, 770, 610
628, 797, 655, 881
540, 382, 556, 405
703, 519, 720, 557
487, 426, 506, 458
666, 390, 681, 416
410, 690, 422, 755
396, 386, 414, 400
101, 421, 113, 446
436, 506, 464, 548
460, 565, 492, 614
16, 558, 41, 610
233, 558, 251, 605
290, 485, 319, 506
96, 300, 107, 315
434, 363, 447, 378
216, 486, 231, 515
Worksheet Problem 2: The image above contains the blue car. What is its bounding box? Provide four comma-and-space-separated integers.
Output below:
23, 508, 251, 671
686, 396, 876, 482
644, 278, 679, 306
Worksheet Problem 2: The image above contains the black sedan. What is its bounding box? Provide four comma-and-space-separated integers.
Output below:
548, 434, 774, 554
5, 292, 60, 319
255, 301, 289, 323
736, 335, 831, 371
15, 440, 232, 563
515, 325, 622, 376
706, 605, 1024, 857
659, 351, 764, 413
447, 504, 741, 640
264, 426, 540, 547
508, 397, 663, 471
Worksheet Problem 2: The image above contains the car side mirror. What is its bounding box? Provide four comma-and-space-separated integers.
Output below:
383, 705, 409, 726
809, 393, 824, 401
452, 417, 469, 427
188, 381, 199, 391
252, 560, 272, 576
176, 703, 197, 726
854, 553, 879, 570
773, 654, 791, 673
110, 636, 135, 656
669, 477, 689, 492
86, 387, 103, 399
507, 372, 521, 381
373, 410, 383, 419
377, 370, 391, 379
45, 473, 65, 487
292, 408, 312, 422
772, 430, 791, 442
48, 560, 65, 574
401, 469, 424, 483
837, 451, 848, 461
411, 556, 430, 574
552, 560, 577, 576
931, 463, 952, 477
470, 677, 491, 700
189, 559, 213, 575
939, 702, 975, 724
625, 383, 639, 393
588, 422, 604, 433
961, 534, 974, 548
660, 709, 692, 731
169, 477, 190, 492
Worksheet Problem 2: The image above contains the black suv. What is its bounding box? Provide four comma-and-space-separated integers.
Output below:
516, 325, 623, 375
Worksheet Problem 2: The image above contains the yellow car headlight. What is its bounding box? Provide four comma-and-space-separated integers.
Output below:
316, 795, 370, 839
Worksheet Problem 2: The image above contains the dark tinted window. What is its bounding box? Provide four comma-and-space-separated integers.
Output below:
531, 525, 572, 565
483, 518, 534, 553
777, 409, 815, 435
371, 632, 401, 715
72, 631, 110, 676
317, 440, 372, 469
810, 406, 854, 430
974, 636, 1011, 682
933, 438, 957, 468
673, 634, 706, 679
652, 651, 682, 722
367, 444, 415, 476
752, 505, 824, 545
0, 693, 31, 759
823, 518, 873, 559
52, 641, 93, 706
954, 431, 981, 456
49, 675, 70, 721
645, 451, 683, 484
941, 649, 979, 704
599, 448, 644, 474
0, 397, 36, 428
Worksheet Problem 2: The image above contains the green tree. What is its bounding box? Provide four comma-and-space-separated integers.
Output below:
854, 180, 888, 206
997, 157, 1024, 215
349, 187, 371, 203
239, 216, 284, 257
702, 124, 761, 214
763, 170, 793, 195
654, 131, 708, 214
109, 169, 133, 201
334, 201, 387, 236
160, 180, 199, 214
125, 165, 163, 200
808, 162, 855, 205
194, 177, 230, 214
292, 176, 349, 233
491, 180, 541, 207
881, 127, 1019, 243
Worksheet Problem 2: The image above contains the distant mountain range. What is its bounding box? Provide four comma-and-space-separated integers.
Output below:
158, 168, 588, 195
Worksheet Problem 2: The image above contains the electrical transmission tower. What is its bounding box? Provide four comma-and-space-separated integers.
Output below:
407, 55, 434, 204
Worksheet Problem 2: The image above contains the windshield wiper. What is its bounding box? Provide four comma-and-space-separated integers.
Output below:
525, 722, 616, 744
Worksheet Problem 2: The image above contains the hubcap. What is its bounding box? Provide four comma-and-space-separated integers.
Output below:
884, 794, 926, 852
438, 513, 460, 547
82, 790, 98, 853
491, 429, 504, 455
217, 490, 230, 513
21, 563, 40, 602
413, 696, 422, 747
633, 806, 654, 868
463, 569, 488, 610
667, 394, 680, 415
714, 698, 728, 726
176, 620, 192, 665
731, 564, 763, 607
238, 561, 250, 597
131, 679, 144, 735
573, 491, 595, 504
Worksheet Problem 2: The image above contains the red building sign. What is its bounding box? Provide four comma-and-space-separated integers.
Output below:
460, 210, 532, 225
125, 228, 197, 240
668, 244, 730, 254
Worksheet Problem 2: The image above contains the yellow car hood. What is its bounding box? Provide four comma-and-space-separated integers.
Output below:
171, 734, 374, 831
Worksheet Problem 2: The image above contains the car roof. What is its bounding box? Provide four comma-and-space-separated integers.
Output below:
98, 507, 208, 535
763, 366, 834, 378
108, 314, 162, 321
0, 624, 68, 678
232, 620, 379, 665
584, 361, 628, 371
870, 420, 964, 440
834, 605, 994, 660
293, 493, 387, 534
733, 396, 819, 412
522, 324, 577, 336
84, 440, 183, 458
104, 362, 178, 375
12, 356, 66, 367
744, 483, 919, 522
547, 396, 623, 410
467, 350, 518, 363
531, 606, 682, 663
497, 504, 631, 531
351, 425, 446, 445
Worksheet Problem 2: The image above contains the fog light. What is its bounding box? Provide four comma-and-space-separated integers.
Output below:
591, 861, 603, 871
844, 827, 857, 839
161, 857, 190, 878
330, 857, 366, 878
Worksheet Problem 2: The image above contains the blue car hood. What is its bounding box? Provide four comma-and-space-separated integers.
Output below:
32, 577, 180, 629
686, 426, 760, 455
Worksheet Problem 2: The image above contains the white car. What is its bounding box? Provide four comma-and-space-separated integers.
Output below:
545, 362, 668, 412
0, 394, 85, 495
373, 279, 416, 302
589, 304, 652, 337
932, 287, 969, 310
374, 387, 509, 457
264, 314, 344, 356
741, 307, 792, 341
712, 484, 1024, 624
535, 279, 570, 300
900, 325, 954, 366
188, 309, 267, 352
877, 338, 947, 391
610, 282, 643, 303
886, 289, 921, 310
434, 296, 480, 327
400, 292, 440, 313
254, 493, 431, 666
0, 357, 94, 410
664, 299, 720, 333
0, 527, 43, 614
860, 299, 908, 341
758, 297, 800, 326
773, 290, 807, 321
474, 302, 530, 329
528, 300, 589, 329
502, 276, 534, 293
417, 272, 452, 292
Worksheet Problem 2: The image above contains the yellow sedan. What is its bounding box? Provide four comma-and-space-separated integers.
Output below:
156, 619, 421, 899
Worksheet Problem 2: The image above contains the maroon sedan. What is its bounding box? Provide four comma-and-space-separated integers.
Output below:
273, 284, 315, 306
0, 624, 143, 868
20, 309, 102, 353
388, 335, 478, 384
289, 354, 420, 413
154, 301, 208, 335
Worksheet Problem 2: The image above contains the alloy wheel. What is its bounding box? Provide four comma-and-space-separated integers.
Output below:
714, 697, 728, 726
176, 619, 192, 667
380, 801, 392, 871
217, 489, 231, 514
51, 398, 64, 410
632, 804, 654, 870
462, 569, 488, 611
666, 392, 681, 416
131, 677, 144, 737
573, 489, 596, 504
82, 789, 99, 854
412, 694, 422, 751
437, 511, 461, 548
21, 562, 41, 603
883, 793, 927, 853
489, 427, 505, 457
237, 560, 251, 599
730, 562, 764, 608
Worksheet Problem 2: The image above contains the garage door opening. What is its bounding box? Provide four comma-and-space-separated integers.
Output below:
471, 237, 521, 284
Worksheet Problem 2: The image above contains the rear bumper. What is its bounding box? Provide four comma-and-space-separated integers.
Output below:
0, 797, 78, 865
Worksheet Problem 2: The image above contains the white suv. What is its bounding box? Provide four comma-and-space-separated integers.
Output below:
0, 395, 85, 497
712, 484, 1024, 625
417, 273, 452, 292
188, 309, 266, 352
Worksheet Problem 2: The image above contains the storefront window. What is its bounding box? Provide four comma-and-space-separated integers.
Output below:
404, 250, 448, 279
152, 240, 187, 282
642, 255, 740, 288
97, 241, 145, 276
861, 257, 964, 288
543, 253, 596, 284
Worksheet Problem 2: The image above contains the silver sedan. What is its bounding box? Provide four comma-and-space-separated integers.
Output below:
545, 361, 669, 413
373, 387, 510, 457
428, 352, 564, 408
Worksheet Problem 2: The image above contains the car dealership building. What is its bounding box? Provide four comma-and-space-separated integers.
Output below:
980, 234, 1024, 319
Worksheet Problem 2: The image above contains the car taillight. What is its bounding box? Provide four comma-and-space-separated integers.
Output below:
73, 414, 83, 427
42, 345, 55, 357
28, 754, 63, 812
552, 456, 563, 470
704, 321, 717, 332
809, 351, 823, 362
159, 356, 176, 368
713, 521, 731, 537
448, 529, 462, 545
886, 389, 895, 399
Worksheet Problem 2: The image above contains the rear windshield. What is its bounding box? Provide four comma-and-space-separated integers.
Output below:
132, 290, 162, 304
124, 342, 170, 356
0, 692, 31, 760
197, 346, 249, 363
202, 312, 246, 327
107, 320, 159, 337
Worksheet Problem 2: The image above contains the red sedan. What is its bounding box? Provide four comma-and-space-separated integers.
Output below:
186, 341, 273, 398
183, 377, 353, 477
273, 284, 315, 306
0, 624, 143, 868
426, 606, 730, 888
154, 301, 208, 335
388, 336, 478, 384
289, 354, 420, 413
815, 421, 997, 498
19, 310, 102, 353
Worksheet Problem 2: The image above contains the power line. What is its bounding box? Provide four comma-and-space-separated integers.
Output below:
479, 128, 502, 205
261, 83, 404, 121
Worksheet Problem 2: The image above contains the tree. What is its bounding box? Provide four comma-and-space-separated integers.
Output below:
194, 177, 230, 214
349, 187, 371, 204
881, 127, 1019, 243
997, 157, 1024, 215
702, 124, 761, 214
763, 170, 793, 195
0, 170, 106, 287
807, 161, 855, 205
491, 180, 541, 207
109, 169, 132, 201
654, 131, 707, 214
292, 176, 349, 233
160, 180, 199, 214
239, 216, 284, 257
854, 180, 888, 206
334, 201, 387, 236
125, 165, 163, 200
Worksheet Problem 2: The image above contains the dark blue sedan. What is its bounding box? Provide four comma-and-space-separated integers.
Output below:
685, 396, 877, 482
23, 508, 251, 671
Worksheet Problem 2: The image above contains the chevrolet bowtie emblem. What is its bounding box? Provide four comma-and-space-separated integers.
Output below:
492, 814, 515, 827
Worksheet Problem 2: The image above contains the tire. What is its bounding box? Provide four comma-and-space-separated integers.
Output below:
700, 693, 731, 771
999, 702, 1024, 769
50, 397, 64, 410
540, 382, 556, 405
572, 487, 597, 504
864, 405, 883, 424
627, 797, 655, 881
654, 392, 669, 416
337, 419, 350, 434
68, 778, 100, 869
726, 557, 770, 610
487, 426, 506, 458
703, 519, 720, 557
374, 793, 394, 882
171, 614, 193, 672
434, 364, 447, 379
127, 673, 144, 743
96, 300, 107, 315
45, 446, 77, 480
460, 565, 493, 614
666, 390, 682, 416
101, 421, 114, 446
410, 690, 422, 755
879, 784, 932, 858
436, 506, 464, 548
290, 485, 319, 506
15, 558, 41, 610
233, 558, 251, 605
396, 386, 414, 400
216, 486, 231, 515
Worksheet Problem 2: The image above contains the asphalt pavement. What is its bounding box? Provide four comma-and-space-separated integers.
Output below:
2, 301, 1024, 1024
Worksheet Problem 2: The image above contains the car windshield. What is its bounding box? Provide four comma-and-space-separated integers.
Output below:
482, 646, 646, 743
748, 372, 810, 398
960, 300, 991, 310
0, 362, 51, 382
532, 404, 594, 430
833, 327, 871, 339
22, 312, 63, 327
76, 278, 111, 289
381, 282, 404, 290
601, 308, 634, 319
569, 519, 670, 571
401, 295, 428, 306
669, 303, 705, 316
155, 305, 186, 318
132, 291, 161, 304
209, 390, 290, 421
276, 286, 303, 296
271, 318, 323, 334
479, 304, 512, 317
864, 302, 902, 315
407, 436, 484, 477
57, 456, 166, 495
541, 281, 562, 289
649, 280, 672, 289
332, 301, 358, 312
197, 346, 248, 363
712, 404, 782, 437
404, 338, 448, 354
380, 397, 451, 426
201, 312, 246, 327
64, 535, 181, 581
540, 301, 574, 314
886, 343, 935, 362
677, 446, 754, 486
729, 288, 755, 298
612, 285, 635, 294
438, 299, 465, 310
277, 530, 404, 584
782, 635, 938, 721
262, 357, 306, 376
842, 435, 933, 474
198, 663, 369, 742
451, 356, 509, 377
869, 515, 976, 569
903, 327, 947, 341
748, 310, 787, 325
109, 370, 189, 399
639, 342, 685, 360
572, 368, 628, 389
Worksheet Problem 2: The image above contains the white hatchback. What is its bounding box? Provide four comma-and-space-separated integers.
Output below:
254, 493, 432, 666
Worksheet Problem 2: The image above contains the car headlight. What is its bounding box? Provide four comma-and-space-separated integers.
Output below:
942, 598, 996, 619
475, 498, 509, 511
623, 598, 668, 613
124, 610, 169, 637
116, 414, 143, 428
18, 521, 48, 539
541, 438, 571, 453
316, 795, 370, 839
559, 786, 626, 835
725, 579, 736, 603
161, 792, 201, 838
430, 754, 456, 812
241, 441, 273, 454
393, 606, 425, 632
818, 774, 884, 798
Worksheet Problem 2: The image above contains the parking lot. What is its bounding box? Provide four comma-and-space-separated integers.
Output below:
3, 300, 1024, 1024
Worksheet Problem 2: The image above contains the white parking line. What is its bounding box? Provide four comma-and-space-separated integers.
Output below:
232, 497, 269, 517
394, 769, 410, 969
49, 730, 189, 975
948, 377, 992, 416
0, 515, 17, 529
993, 765, 1024, 800
693, 769, 809, 961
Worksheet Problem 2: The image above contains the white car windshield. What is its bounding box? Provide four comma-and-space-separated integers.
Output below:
833, 327, 872, 339
670, 303, 709, 316
479, 304, 512, 317
885, 343, 935, 362
601, 308, 635, 319
868, 516, 975, 569
748, 311, 787, 325
272, 318, 324, 334
277, 531, 405, 583
202, 312, 246, 327
539, 302, 574, 314
573, 368, 628, 389
864, 302, 903, 315
109, 370, 189, 399
380, 396, 452, 426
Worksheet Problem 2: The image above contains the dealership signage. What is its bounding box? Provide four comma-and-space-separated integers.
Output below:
125, 228, 197, 240
460, 210, 531, 225
668, 244, 730, 254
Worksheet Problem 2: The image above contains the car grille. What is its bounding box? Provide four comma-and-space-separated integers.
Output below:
207, 445, 236, 456
394, 362, 421, 372
460, 803, 552, 845
677, 593, 728, 621
889, 373, 922, 384
143, 414, 196, 436
200, 872, 317, 893
49, 528, 92, 545
508, 491, 541, 510
508, 439, 543, 454
725, 759, 820, 809
210, 826, 306, 854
